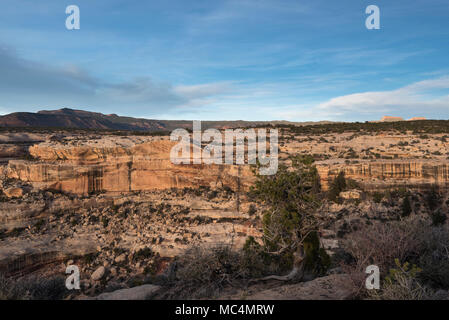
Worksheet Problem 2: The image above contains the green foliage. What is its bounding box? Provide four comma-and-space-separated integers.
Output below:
251, 155, 321, 251
425, 186, 441, 211
303, 232, 331, 277
133, 247, 154, 261
369, 259, 430, 300
401, 196, 412, 218
345, 178, 360, 190
431, 209, 447, 226
271, 120, 449, 135
101, 216, 109, 228
247, 204, 257, 216
241, 236, 273, 277
327, 171, 346, 203
386, 259, 422, 283
250, 155, 329, 277
251, 155, 321, 211
372, 192, 384, 204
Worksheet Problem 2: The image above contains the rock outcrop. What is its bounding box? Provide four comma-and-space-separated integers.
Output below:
317, 160, 449, 191
89, 284, 161, 300
0, 234, 97, 276
91, 266, 106, 281
5, 138, 449, 195
3, 187, 24, 198
6, 140, 255, 195
229, 274, 354, 300
380, 116, 404, 122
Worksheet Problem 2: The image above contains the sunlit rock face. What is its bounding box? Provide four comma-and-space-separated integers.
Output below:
5, 136, 449, 195
316, 160, 449, 191
6, 140, 255, 195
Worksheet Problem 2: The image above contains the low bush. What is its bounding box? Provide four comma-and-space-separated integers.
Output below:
0, 274, 69, 300
368, 260, 432, 300
341, 216, 449, 298
164, 244, 266, 299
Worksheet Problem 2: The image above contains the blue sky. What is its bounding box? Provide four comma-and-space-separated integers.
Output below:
0, 0, 448, 121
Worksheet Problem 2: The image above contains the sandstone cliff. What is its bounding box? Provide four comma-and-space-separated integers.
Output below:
316, 160, 449, 191
6, 140, 255, 195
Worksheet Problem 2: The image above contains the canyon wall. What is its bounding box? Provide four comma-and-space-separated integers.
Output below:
5, 140, 255, 194
317, 160, 449, 191
4, 139, 449, 194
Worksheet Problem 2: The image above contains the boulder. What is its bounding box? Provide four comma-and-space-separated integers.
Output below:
114, 254, 127, 263
339, 190, 362, 200
3, 187, 23, 198
92, 284, 161, 300
91, 266, 106, 281
242, 274, 355, 300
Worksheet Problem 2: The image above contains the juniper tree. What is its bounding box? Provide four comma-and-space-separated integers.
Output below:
250, 155, 329, 281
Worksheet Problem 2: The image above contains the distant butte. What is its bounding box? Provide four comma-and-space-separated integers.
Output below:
381, 116, 404, 122
374, 116, 427, 122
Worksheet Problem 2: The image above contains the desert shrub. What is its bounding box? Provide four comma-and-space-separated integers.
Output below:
342, 218, 423, 277
345, 178, 360, 190
22, 275, 68, 300
327, 172, 346, 203
416, 226, 449, 288
207, 190, 218, 200
222, 185, 234, 194
101, 216, 109, 228
0, 274, 68, 300
34, 219, 46, 232
431, 209, 447, 226
133, 247, 154, 261
83, 252, 99, 264
425, 186, 441, 211
241, 236, 274, 277
372, 192, 384, 204
0, 274, 26, 300
166, 244, 264, 299
401, 196, 412, 218
247, 204, 257, 216
342, 216, 449, 297
368, 260, 432, 300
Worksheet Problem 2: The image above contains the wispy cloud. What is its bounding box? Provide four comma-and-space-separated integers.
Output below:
313, 76, 449, 121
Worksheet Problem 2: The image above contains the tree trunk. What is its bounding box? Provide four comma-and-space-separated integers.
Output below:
252, 246, 306, 282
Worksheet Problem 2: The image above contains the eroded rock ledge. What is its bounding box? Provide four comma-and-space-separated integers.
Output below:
6, 140, 255, 195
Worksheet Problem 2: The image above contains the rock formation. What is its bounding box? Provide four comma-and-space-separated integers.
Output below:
6, 140, 255, 195
316, 160, 449, 191
381, 116, 404, 122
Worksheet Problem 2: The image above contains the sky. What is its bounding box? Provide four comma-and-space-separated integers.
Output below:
0, 0, 448, 121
